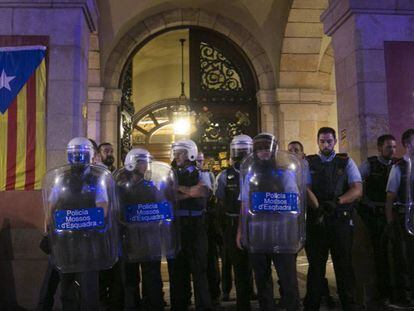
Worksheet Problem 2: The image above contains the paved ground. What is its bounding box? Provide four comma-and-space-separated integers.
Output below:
161, 255, 341, 310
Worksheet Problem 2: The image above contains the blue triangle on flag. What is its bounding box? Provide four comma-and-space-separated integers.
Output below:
0, 46, 46, 114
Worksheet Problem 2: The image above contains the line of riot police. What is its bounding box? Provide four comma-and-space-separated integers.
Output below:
38, 127, 414, 311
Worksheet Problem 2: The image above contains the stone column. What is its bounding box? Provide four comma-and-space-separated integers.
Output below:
87, 86, 105, 142
101, 88, 122, 157
256, 89, 278, 138
321, 0, 414, 161
276, 88, 337, 153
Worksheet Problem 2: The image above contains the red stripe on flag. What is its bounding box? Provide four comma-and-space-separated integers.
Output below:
25, 73, 36, 190
6, 98, 17, 190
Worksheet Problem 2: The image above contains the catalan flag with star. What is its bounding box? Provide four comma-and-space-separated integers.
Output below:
0, 46, 46, 190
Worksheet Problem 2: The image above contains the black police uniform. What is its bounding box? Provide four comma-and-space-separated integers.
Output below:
388, 159, 414, 303
247, 161, 300, 311
358, 156, 395, 302
170, 163, 213, 311
99, 164, 124, 311
202, 170, 222, 303
218, 166, 252, 310
118, 172, 164, 311
53, 166, 103, 311
304, 153, 359, 311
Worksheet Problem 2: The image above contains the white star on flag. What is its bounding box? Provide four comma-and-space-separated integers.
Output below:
0, 69, 15, 91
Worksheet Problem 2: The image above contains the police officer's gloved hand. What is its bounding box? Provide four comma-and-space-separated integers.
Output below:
321, 200, 336, 216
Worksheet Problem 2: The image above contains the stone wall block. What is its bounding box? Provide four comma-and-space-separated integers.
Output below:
282, 38, 322, 54
88, 50, 100, 69
0, 8, 12, 35
47, 80, 82, 116
163, 9, 183, 28
143, 14, 166, 34
357, 49, 386, 82
292, 0, 329, 9
228, 22, 252, 47
48, 46, 82, 81
213, 14, 235, 36
344, 51, 357, 89
252, 53, 273, 76
276, 88, 300, 102
285, 22, 324, 38
258, 71, 276, 90
288, 8, 323, 23
47, 149, 66, 169
182, 8, 199, 25
242, 37, 266, 60
128, 22, 150, 44
13, 8, 82, 46
280, 54, 319, 72
89, 32, 99, 51
362, 82, 388, 115
88, 69, 101, 86
198, 10, 217, 28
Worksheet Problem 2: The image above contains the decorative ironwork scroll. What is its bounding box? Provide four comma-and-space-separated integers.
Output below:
200, 42, 243, 91
120, 63, 135, 162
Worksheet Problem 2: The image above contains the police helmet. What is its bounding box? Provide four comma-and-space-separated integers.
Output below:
230, 134, 253, 161
171, 139, 198, 162
124, 148, 152, 171
253, 133, 278, 154
67, 137, 94, 164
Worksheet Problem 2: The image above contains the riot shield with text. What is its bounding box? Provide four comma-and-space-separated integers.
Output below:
115, 160, 179, 262
42, 164, 118, 273
240, 151, 305, 253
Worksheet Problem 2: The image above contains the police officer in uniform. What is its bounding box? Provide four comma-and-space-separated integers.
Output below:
304, 127, 362, 311
43, 137, 117, 311
196, 152, 221, 305
358, 134, 397, 307
170, 139, 213, 311
216, 135, 253, 310
385, 128, 414, 308
97, 141, 124, 311
237, 133, 302, 311
116, 148, 167, 311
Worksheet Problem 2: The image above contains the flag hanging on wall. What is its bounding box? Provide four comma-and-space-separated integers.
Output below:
0, 46, 46, 190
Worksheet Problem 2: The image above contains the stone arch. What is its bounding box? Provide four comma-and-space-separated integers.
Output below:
100, 9, 277, 148
277, 0, 337, 153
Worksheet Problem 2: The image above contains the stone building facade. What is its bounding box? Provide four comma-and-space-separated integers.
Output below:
0, 0, 413, 308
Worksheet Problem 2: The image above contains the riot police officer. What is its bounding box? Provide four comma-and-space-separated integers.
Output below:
304, 127, 362, 311
169, 139, 213, 311
237, 133, 303, 311
42, 137, 118, 311
196, 152, 221, 305
358, 134, 397, 307
216, 134, 253, 310
385, 128, 414, 308
116, 148, 178, 310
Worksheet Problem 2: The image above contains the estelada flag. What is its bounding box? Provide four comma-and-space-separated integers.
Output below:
0, 46, 46, 190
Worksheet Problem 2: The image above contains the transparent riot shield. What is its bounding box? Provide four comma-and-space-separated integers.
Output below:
42, 164, 118, 273
115, 161, 179, 262
405, 156, 414, 235
240, 151, 305, 253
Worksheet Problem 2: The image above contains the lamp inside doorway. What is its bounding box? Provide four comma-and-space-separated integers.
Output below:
172, 38, 193, 136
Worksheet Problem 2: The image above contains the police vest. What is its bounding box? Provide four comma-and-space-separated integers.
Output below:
396, 159, 414, 204
224, 167, 241, 214
55, 166, 97, 212
365, 156, 396, 204
307, 153, 350, 206
176, 164, 205, 212
118, 172, 158, 207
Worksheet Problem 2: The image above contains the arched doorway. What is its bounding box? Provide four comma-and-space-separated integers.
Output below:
119, 27, 259, 171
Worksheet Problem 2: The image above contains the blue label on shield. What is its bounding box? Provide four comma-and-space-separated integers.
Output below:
251, 192, 298, 213
54, 207, 105, 230
125, 201, 174, 223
